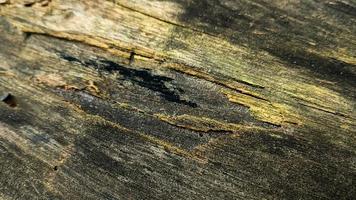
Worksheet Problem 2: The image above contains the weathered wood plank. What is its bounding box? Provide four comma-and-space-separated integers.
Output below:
0, 0, 355, 199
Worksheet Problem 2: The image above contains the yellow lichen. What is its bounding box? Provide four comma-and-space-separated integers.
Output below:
164, 62, 265, 99
155, 113, 258, 133
222, 89, 302, 126
284, 82, 353, 116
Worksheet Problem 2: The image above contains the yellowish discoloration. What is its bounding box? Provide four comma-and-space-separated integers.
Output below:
222, 89, 302, 126
115, 0, 184, 23
1, 0, 170, 61
155, 113, 256, 133
2, 1, 355, 136
284, 82, 354, 116
164, 62, 265, 98
34, 74, 79, 91
339, 118, 356, 132
113, 102, 146, 114
140, 134, 207, 163
34, 73, 67, 87
0, 71, 15, 77
33, 72, 106, 99
85, 80, 100, 95
0, 0, 355, 198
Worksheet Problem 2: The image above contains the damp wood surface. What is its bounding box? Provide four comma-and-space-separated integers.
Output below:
0, 0, 355, 199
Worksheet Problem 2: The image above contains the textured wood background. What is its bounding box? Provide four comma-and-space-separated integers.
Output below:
0, 0, 355, 199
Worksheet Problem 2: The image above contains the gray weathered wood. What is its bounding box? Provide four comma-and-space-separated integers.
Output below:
0, 0, 355, 199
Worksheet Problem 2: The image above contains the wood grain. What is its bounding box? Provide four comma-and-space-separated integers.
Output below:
0, 0, 355, 199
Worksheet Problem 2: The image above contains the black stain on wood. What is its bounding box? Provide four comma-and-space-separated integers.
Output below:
210, 130, 356, 200
58, 52, 198, 107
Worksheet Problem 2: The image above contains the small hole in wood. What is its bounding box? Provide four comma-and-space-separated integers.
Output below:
199, 133, 204, 137
23, 32, 32, 42
53, 166, 58, 171
129, 51, 135, 66
1, 93, 17, 108
24, 2, 35, 7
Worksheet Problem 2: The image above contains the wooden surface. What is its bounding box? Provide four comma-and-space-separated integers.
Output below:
0, 0, 355, 199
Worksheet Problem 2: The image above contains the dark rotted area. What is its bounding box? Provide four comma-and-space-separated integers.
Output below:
325, 1, 356, 16
59, 52, 197, 107
0, 106, 30, 134
0, 93, 73, 147
207, 130, 356, 199
55, 89, 210, 150
171, 0, 356, 87
265, 47, 356, 86
57, 123, 190, 199
180, 0, 251, 29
